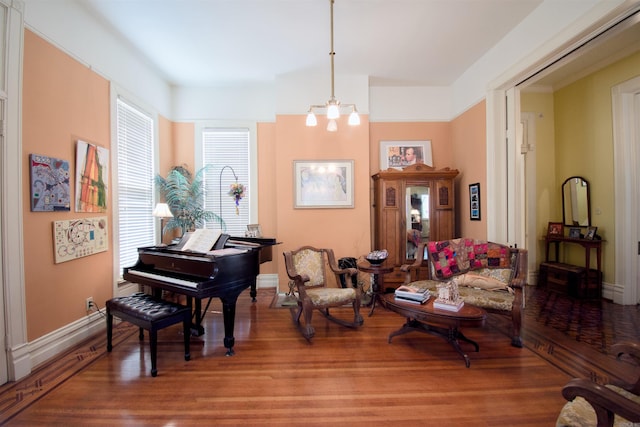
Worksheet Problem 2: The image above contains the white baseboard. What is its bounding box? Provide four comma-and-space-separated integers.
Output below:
9, 310, 106, 379
257, 273, 278, 289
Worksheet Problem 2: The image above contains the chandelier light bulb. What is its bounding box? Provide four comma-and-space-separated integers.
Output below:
306, 112, 318, 126
327, 119, 338, 132
327, 103, 340, 119
348, 111, 360, 126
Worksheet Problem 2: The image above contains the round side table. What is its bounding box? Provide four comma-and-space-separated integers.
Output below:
357, 260, 394, 316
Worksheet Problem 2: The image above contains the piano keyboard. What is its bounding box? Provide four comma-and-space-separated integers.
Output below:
126, 270, 199, 289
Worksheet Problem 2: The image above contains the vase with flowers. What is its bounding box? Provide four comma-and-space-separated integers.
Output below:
228, 182, 246, 215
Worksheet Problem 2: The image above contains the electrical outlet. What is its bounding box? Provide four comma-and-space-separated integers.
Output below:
86, 297, 94, 311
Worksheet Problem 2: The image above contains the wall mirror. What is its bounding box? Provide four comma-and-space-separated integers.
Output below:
406, 185, 429, 259
562, 176, 590, 227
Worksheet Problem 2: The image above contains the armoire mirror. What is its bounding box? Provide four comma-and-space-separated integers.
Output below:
406, 185, 430, 259
562, 176, 591, 227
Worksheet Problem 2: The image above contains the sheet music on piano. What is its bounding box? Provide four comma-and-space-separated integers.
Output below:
177, 229, 222, 253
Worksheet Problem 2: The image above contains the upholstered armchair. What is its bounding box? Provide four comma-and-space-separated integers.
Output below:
283, 246, 364, 341
557, 341, 640, 427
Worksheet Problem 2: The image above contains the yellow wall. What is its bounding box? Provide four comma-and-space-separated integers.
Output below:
526, 51, 640, 283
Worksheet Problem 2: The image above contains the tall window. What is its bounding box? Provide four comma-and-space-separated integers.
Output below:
116, 97, 155, 275
202, 128, 250, 236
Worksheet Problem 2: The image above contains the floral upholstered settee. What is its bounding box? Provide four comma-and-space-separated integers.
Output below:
401, 238, 528, 347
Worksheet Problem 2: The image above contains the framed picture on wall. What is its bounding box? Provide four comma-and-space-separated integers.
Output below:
469, 183, 480, 220
379, 140, 433, 170
293, 160, 354, 208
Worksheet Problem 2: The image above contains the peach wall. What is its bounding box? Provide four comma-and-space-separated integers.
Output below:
22, 30, 113, 340
451, 101, 487, 240
273, 115, 372, 288
257, 122, 278, 274
158, 115, 173, 177
171, 122, 195, 171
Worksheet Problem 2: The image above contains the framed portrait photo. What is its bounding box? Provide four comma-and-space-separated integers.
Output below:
585, 226, 598, 240
380, 140, 433, 170
548, 222, 564, 237
293, 160, 354, 209
569, 227, 582, 239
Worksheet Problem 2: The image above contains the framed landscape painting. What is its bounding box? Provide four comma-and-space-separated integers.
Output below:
293, 160, 354, 208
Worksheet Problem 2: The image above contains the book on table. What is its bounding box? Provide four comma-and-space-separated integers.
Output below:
395, 284, 430, 302
394, 294, 430, 304
433, 299, 465, 312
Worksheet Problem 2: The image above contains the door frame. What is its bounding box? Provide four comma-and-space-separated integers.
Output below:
611, 75, 640, 305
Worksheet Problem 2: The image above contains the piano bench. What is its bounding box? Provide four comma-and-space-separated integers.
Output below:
106, 292, 191, 377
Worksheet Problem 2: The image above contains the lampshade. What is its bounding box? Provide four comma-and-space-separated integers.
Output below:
305, 0, 359, 131
152, 203, 173, 218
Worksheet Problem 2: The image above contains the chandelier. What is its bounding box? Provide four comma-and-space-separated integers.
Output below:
305, 0, 360, 132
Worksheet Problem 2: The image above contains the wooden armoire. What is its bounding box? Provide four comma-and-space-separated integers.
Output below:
371, 164, 459, 285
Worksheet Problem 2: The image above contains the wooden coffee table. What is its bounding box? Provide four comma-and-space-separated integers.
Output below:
383, 293, 487, 367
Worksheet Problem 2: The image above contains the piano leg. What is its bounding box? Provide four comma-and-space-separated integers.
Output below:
221, 296, 238, 356
187, 296, 205, 336
250, 281, 257, 302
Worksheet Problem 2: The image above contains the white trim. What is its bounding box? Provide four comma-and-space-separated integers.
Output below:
256, 273, 278, 290
19, 311, 105, 371
2, 0, 26, 382
612, 75, 640, 305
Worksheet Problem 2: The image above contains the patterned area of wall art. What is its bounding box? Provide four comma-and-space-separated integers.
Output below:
29, 154, 71, 212
75, 140, 109, 213
53, 217, 108, 264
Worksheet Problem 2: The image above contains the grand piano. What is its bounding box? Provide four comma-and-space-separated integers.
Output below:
123, 233, 277, 356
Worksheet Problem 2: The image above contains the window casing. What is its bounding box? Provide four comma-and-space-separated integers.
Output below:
115, 97, 155, 275
201, 128, 251, 236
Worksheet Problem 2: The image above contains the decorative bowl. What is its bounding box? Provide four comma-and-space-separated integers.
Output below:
366, 249, 388, 265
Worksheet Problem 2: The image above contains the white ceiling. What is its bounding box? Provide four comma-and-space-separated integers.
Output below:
80, 0, 544, 88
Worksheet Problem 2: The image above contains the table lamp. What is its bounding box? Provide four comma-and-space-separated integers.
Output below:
152, 202, 173, 245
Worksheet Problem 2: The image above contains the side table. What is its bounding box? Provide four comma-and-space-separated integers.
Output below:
357, 260, 394, 316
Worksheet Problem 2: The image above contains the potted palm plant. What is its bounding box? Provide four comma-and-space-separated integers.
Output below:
154, 165, 224, 236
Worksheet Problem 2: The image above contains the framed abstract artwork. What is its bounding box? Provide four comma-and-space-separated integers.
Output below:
293, 160, 354, 208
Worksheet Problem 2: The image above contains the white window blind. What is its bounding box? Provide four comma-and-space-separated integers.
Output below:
116, 97, 155, 275
202, 128, 250, 236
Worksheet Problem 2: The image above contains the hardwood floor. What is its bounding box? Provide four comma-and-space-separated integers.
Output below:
1, 286, 637, 426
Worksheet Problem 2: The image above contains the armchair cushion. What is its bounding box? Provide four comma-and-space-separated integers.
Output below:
557, 384, 640, 427
408, 279, 515, 312
306, 287, 357, 306
453, 272, 512, 292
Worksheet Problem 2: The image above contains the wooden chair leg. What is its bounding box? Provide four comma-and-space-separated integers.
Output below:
106, 311, 113, 352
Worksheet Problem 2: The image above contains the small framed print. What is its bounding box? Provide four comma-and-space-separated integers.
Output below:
469, 183, 480, 221
246, 224, 262, 237
585, 226, 598, 240
548, 222, 564, 237
569, 227, 581, 239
